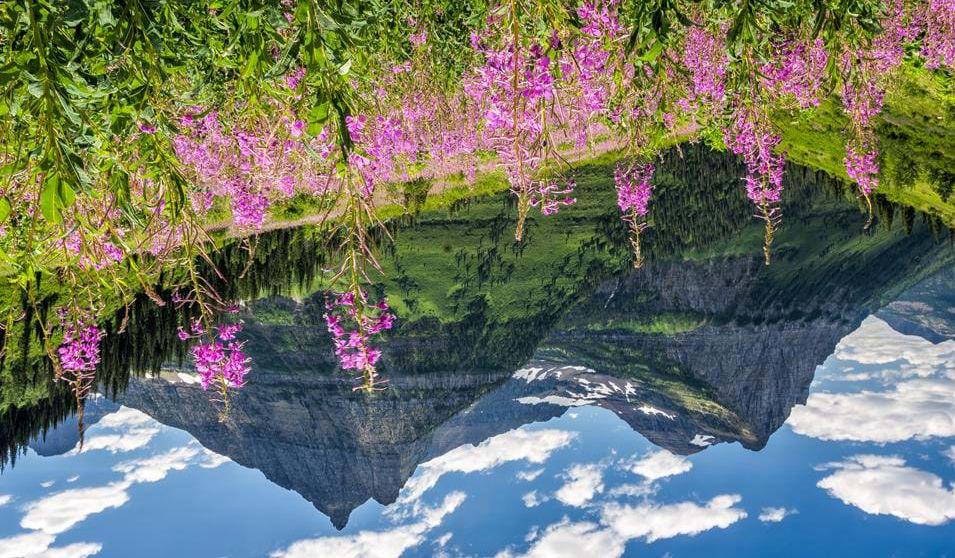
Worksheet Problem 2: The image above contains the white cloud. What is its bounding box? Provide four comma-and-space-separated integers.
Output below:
113, 446, 200, 483
831, 317, 955, 380
0, 532, 56, 558
627, 450, 692, 481
607, 483, 656, 499
198, 448, 231, 469
0, 494, 12, 507
73, 407, 161, 454
271, 492, 465, 558
399, 429, 576, 504
40, 481, 54, 489
758, 507, 797, 523
516, 468, 544, 482
601, 494, 747, 543
39, 543, 102, 558
501, 494, 747, 558
0, 533, 98, 558
66, 476, 79, 483
945, 446, 955, 465
20, 482, 131, 535
523, 491, 546, 508
689, 435, 714, 447
555, 464, 604, 507
497, 519, 626, 558
787, 377, 955, 443
817, 455, 955, 525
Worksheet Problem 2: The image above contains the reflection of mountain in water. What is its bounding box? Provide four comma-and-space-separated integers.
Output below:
3, 145, 953, 526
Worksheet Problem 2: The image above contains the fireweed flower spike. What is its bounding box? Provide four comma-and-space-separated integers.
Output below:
178, 316, 251, 420
324, 290, 394, 392
614, 161, 655, 268
723, 107, 785, 265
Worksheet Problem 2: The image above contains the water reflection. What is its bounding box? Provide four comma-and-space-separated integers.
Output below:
1, 145, 953, 556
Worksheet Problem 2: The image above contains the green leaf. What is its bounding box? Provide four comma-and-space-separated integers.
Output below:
0, 197, 11, 222
40, 175, 62, 224
39, 175, 76, 224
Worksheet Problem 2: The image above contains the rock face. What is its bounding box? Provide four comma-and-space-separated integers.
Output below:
115, 370, 514, 529
878, 267, 955, 343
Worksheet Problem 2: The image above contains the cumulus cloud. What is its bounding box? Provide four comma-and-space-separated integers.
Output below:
20, 482, 131, 535
74, 407, 161, 454
0, 533, 99, 558
0, 494, 12, 507
626, 450, 692, 481
787, 377, 955, 443
271, 491, 465, 558
523, 491, 546, 508
831, 317, 954, 380
399, 429, 576, 504
555, 464, 604, 507
607, 483, 656, 499
758, 507, 797, 522
0, 532, 56, 558
497, 519, 626, 558
601, 494, 747, 543
113, 446, 200, 483
516, 468, 544, 482
500, 494, 747, 557
945, 446, 955, 465
817, 455, 955, 525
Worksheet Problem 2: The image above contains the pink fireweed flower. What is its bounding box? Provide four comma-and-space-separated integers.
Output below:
57, 318, 104, 373
324, 290, 394, 375
921, 0, 955, 69
530, 180, 576, 216
285, 67, 306, 90
724, 108, 785, 207
615, 162, 655, 217
679, 27, 728, 113
409, 30, 428, 47
845, 145, 880, 195
186, 322, 251, 390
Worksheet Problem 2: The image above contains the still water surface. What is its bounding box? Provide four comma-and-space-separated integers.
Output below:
1, 147, 953, 557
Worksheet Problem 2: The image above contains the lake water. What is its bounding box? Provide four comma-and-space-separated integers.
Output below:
1, 147, 953, 557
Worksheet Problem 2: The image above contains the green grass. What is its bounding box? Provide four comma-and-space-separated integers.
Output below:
777, 64, 955, 225
582, 312, 707, 335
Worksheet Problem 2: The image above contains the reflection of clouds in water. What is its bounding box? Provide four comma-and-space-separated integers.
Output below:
788, 377, 955, 443
789, 316, 955, 443
499, 495, 747, 558
626, 450, 692, 481
831, 316, 954, 381
555, 464, 604, 507
270, 491, 466, 558
758, 507, 797, 523
817, 455, 955, 525
398, 428, 576, 505
72, 406, 162, 454
0, 532, 101, 558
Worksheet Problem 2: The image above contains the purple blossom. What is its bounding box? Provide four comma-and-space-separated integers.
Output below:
614, 162, 655, 216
